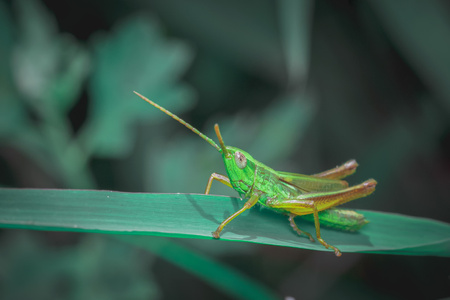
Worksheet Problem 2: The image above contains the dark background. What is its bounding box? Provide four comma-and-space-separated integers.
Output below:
0, 0, 449, 299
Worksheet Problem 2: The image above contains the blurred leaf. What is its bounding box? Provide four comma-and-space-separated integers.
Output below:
12, 0, 90, 115
0, 94, 27, 138
0, 231, 159, 300
244, 92, 317, 164
362, 99, 448, 211
0, 2, 24, 138
149, 0, 284, 83
1, 188, 449, 257
118, 235, 277, 300
278, 0, 314, 84
83, 15, 195, 157
370, 0, 450, 112
0, 0, 93, 188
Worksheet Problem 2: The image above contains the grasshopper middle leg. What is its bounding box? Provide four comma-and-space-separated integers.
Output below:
289, 214, 314, 242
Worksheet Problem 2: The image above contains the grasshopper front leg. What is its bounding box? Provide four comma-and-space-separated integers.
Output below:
212, 193, 260, 238
205, 173, 232, 194
267, 179, 377, 256
204, 173, 260, 238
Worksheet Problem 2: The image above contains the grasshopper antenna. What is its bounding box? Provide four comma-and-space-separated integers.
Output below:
134, 91, 221, 152
214, 124, 228, 156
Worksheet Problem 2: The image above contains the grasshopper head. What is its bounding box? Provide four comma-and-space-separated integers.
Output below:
214, 124, 256, 197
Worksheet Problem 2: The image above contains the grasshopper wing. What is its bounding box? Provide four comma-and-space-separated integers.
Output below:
277, 171, 348, 193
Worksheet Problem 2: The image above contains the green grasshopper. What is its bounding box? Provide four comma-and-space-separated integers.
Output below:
135, 92, 377, 256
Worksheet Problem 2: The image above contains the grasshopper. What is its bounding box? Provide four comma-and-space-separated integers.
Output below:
135, 92, 377, 256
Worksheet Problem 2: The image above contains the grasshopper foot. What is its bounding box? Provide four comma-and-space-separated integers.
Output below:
212, 231, 220, 239
334, 249, 342, 257
318, 237, 342, 257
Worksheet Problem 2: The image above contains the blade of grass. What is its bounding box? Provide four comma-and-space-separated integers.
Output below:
278, 0, 314, 85
370, 0, 450, 112
0, 188, 449, 256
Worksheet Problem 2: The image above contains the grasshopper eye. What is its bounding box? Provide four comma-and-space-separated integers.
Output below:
234, 151, 247, 169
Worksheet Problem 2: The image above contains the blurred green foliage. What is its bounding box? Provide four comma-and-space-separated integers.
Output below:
0, 0, 449, 299
0, 231, 159, 300
84, 15, 195, 158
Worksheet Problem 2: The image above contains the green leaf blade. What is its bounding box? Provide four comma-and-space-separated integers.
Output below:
83, 15, 195, 158
0, 188, 449, 257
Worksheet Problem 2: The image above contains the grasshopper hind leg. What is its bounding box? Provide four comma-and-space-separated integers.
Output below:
289, 214, 314, 242
313, 159, 358, 180
269, 179, 376, 256
312, 209, 342, 257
